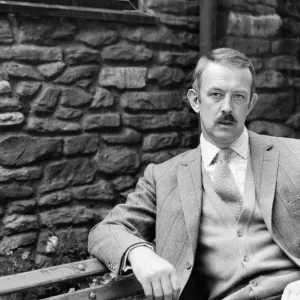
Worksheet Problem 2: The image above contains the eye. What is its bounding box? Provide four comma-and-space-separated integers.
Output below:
211, 93, 223, 100
232, 94, 245, 100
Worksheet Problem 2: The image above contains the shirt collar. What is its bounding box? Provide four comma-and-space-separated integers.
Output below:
200, 128, 249, 167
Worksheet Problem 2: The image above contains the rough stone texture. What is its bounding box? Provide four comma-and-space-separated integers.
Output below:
15, 81, 41, 97
91, 87, 114, 108
0, 45, 62, 62
102, 128, 142, 144
284, 18, 300, 35
2, 214, 38, 235
224, 37, 270, 54
54, 65, 99, 85
72, 180, 114, 201
39, 206, 94, 226
249, 57, 263, 71
38, 191, 72, 207
0, 136, 62, 166
0, 232, 37, 254
157, 51, 198, 66
7, 200, 36, 215
248, 121, 296, 138
64, 134, 99, 155
102, 42, 153, 62
143, 133, 180, 150
76, 23, 119, 47
112, 175, 136, 192
40, 158, 95, 192
181, 131, 198, 147
99, 67, 147, 89
0, 183, 33, 199
27, 117, 81, 133
156, 13, 199, 29
148, 66, 185, 86
0, 166, 42, 182
0, 19, 14, 44
271, 39, 300, 54
37, 62, 65, 78
287, 113, 300, 130
265, 56, 300, 71
142, 151, 174, 164
0, 97, 21, 111
227, 12, 282, 37
169, 111, 197, 128
0, 112, 25, 126
1, 62, 42, 80
0, 80, 11, 94
64, 46, 101, 65
32, 85, 60, 113
95, 146, 140, 174
248, 93, 294, 121
61, 87, 92, 107
256, 71, 286, 88
55, 106, 82, 120
84, 113, 120, 130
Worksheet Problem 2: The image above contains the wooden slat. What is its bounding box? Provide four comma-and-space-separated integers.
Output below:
0, 258, 108, 296
43, 275, 144, 300
0, 1, 156, 24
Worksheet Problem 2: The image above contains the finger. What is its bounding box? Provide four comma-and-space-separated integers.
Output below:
170, 271, 180, 300
140, 279, 154, 300
152, 278, 163, 300
160, 275, 173, 300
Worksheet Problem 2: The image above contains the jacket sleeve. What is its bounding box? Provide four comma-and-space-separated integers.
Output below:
88, 163, 157, 274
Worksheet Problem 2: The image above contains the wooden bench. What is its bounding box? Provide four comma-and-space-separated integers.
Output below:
0, 258, 144, 300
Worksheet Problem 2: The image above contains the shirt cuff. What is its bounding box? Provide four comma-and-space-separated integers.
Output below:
121, 243, 154, 275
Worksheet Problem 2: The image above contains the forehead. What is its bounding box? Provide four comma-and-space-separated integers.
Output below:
200, 61, 252, 92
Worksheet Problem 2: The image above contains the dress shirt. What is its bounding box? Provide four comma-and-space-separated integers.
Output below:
200, 128, 249, 196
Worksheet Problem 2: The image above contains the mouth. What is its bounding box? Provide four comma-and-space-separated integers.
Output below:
217, 120, 235, 126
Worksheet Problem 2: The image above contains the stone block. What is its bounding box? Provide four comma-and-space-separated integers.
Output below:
37, 62, 65, 78
181, 131, 198, 147
91, 87, 114, 108
0, 112, 25, 126
249, 57, 263, 71
7, 200, 36, 215
287, 113, 300, 129
265, 56, 300, 71
256, 71, 285, 88
0, 183, 33, 199
0, 97, 21, 111
0, 18, 14, 44
121, 91, 182, 111
225, 37, 270, 54
148, 67, 185, 86
76, 22, 119, 47
38, 190, 72, 207
1, 62, 42, 80
169, 111, 197, 128
102, 128, 142, 144
122, 113, 170, 130
40, 158, 95, 192
0, 135, 62, 166
271, 39, 300, 54
0, 232, 37, 254
64, 134, 99, 155
64, 46, 100, 65
142, 151, 173, 164
15, 81, 41, 97
248, 120, 295, 138
143, 133, 179, 150
157, 51, 198, 66
72, 180, 114, 201
0, 165, 42, 182
55, 106, 82, 120
177, 31, 199, 47
248, 93, 294, 121
156, 13, 199, 29
227, 12, 282, 37
99, 67, 146, 89
27, 117, 81, 133
112, 175, 136, 192
0, 45, 62, 62
54, 65, 99, 85
0, 81, 11, 94
61, 87, 92, 107
284, 18, 300, 35
32, 85, 61, 113
39, 206, 94, 226
102, 41, 153, 62
84, 113, 120, 130
95, 146, 140, 174
2, 214, 38, 235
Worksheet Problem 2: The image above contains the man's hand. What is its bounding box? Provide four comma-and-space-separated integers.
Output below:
282, 280, 300, 300
128, 246, 180, 300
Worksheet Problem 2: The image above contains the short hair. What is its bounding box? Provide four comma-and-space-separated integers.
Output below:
192, 48, 256, 97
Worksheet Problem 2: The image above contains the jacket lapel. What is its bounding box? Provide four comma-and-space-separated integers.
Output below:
249, 131, 279, 232
177, 147, 202, 256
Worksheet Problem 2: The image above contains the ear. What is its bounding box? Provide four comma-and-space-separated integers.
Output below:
187, 89, 200, 113
246, 93, 258, 116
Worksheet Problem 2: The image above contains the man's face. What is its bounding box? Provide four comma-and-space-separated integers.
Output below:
188, 62, 257, 148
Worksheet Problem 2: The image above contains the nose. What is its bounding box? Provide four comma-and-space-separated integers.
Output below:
221, 96, 232, 114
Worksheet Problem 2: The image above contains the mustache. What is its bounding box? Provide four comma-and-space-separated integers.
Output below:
216, 112, 237, 123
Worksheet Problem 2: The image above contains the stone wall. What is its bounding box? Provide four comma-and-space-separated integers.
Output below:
218, 0, 300, 138
0, 1, 200, 278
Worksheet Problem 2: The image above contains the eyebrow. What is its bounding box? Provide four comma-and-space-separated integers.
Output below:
208, 87, 249, 94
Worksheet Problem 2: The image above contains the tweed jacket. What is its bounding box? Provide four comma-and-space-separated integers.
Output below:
88, 131, 300, 298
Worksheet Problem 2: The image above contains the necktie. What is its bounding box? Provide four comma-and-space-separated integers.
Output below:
213, 148, 243, 220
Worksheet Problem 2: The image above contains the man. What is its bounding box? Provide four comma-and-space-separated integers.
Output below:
88, 48, 300, 300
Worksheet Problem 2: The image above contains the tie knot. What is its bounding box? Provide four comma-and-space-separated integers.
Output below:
217, 148, 233, 162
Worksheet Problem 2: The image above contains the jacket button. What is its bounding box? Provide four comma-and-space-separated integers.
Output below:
185, 262, 192, 269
